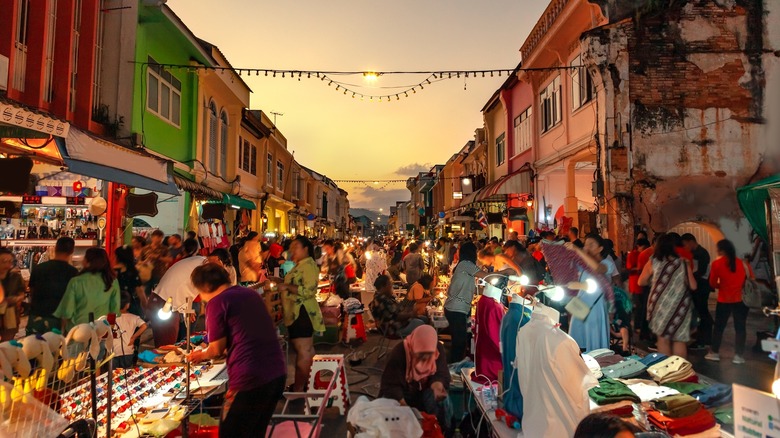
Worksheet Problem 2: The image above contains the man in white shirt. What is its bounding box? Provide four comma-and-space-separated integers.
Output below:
103, 294, 147, 368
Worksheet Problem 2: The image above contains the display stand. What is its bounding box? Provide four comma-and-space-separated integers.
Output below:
460, 368, 520, 438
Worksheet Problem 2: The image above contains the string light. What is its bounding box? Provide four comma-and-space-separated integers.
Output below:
137, 61, 576, 102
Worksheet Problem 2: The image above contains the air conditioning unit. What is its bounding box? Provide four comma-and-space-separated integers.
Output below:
0, 55, 8, 91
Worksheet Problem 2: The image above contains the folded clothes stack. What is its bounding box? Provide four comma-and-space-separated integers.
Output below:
647, 356, 695, 384
588, 378, 642, 405
581, 353, 603, 380
601, 358, 647, 379
595, 353, 624, 368
647, 406, 717, 436
654, 394, 701, 418
691, 383, 732, 408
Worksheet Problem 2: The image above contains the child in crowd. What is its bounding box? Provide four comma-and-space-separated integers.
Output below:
113, 293, 148, 369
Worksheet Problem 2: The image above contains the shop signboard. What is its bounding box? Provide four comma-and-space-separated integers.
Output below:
733, 383, 780, 437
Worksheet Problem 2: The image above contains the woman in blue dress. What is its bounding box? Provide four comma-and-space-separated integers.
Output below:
565, 234, 620, 352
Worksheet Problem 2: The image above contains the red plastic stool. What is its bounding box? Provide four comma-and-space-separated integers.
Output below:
342, 312, 367, 342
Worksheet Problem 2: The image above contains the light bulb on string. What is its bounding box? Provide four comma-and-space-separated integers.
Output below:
456, 72, 460, 78
499, 71, 502, 77
273, 72, 276, 77
404, 92, 408, 97
282, 72, 285, 78
265, 71, 268, 76
256, 70, 260, 76
412, 88, 416, 93
448, 73, 452, 79
491, 71, 494, 77
307, 73, 311, 78
420, 84, 424, 89
482, 72, 485, 77
396, 94, 400, 100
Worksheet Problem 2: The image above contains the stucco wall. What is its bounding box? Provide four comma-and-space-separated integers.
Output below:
586, 0, 776, 252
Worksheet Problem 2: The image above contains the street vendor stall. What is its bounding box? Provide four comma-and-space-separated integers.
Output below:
737, 174, 780, 290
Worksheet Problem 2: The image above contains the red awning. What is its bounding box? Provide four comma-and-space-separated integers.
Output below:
476, 167, 533, 201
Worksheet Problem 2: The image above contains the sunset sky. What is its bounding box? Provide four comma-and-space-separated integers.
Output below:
168, 0, 548, 209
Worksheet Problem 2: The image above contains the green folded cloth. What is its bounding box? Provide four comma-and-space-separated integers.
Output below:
589, 378, 642, 405
711, 406, 734, 424
654, 394, 701, 418
663, 382, 708, 394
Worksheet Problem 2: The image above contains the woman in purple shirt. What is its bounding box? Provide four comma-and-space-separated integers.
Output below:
187, 263, 286, 437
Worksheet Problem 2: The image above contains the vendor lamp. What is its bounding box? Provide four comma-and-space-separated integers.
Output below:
365, 251, 372, 260
517, 275, 530, 286
158, 298, 173, 320
462, 177, 471, 186
773, 379, 780, 398
549, 286, 565, 302
585, 278, 598, 294
489, 277, 500, 286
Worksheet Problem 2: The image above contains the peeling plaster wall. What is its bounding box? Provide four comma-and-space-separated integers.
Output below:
585, 0, 776, 252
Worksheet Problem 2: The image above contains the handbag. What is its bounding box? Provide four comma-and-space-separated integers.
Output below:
741, 260, 765, 308
566, 292, 603, 321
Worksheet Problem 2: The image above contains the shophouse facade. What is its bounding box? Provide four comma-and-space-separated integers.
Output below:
519, 0, 605, 236
1, 0, 179, 257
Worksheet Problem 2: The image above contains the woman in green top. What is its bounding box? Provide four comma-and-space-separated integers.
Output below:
54, 248, 121, 331
272, 236, 324, 392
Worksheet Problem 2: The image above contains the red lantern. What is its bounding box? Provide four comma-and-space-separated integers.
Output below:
73, 181, 83, 193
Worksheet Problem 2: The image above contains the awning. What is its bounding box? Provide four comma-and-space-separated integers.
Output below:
478, 167, 533, 200
173, 174, 222, 200
737, 174, 780, 241
222, 193, 256, 210
56, 129, 179, 195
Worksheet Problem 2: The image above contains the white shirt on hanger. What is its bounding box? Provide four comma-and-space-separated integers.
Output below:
516, 312, 598, 438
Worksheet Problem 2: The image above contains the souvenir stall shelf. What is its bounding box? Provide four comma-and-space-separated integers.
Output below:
0, 318, 228, 438
0, 197, 100, 269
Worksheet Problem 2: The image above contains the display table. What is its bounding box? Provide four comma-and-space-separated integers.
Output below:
461, 367, 735, 438
460, 368, 521, 438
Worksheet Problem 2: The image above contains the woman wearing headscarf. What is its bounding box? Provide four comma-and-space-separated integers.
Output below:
380, 325, 450, 425
271, 236, 324, 392
443, 241, 487, 362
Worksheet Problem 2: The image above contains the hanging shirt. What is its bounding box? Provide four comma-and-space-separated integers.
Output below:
516, 312, 598, 437
499, 300, 531, 420
472, 295, 505, 384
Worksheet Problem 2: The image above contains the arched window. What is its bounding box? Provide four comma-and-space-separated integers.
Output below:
208, 101, 218, 173
219, 110, 228, 177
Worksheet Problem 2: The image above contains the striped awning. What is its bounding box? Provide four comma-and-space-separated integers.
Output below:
173, 174, 222, 200
477, 167, 532, 200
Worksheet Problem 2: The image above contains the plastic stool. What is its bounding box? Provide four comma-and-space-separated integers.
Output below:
306, 354, 350, 415
343, 312, 367, 343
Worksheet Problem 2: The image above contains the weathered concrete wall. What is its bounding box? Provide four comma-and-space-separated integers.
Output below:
585, 0, 777, 253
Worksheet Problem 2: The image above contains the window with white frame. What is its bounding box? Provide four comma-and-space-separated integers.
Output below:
571, 55, 595, 110
147, 56, 182, 126
219, 110, 228, 177
207, 102, 218, 173
495, 133, 506, 166
540, 76, 561, 133
513, 106, 532, 155
266, 154, 273, 186
277, 161, 284, 191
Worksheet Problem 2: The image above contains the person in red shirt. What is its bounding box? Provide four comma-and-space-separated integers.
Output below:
635, 237, 655, 340
706, 239, 753, 364
627, 238, 650, 334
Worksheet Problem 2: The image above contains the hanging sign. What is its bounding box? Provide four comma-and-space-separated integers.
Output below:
733, 383, 780, 436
